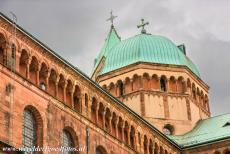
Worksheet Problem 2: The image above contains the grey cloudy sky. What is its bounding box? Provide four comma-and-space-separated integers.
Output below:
1, 0, 229, 116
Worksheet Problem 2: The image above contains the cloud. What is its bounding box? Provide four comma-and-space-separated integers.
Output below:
0, 0, 229, 116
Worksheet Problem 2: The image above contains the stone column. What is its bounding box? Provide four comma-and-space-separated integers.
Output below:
26, 57, 32, 79
55, 76, 60, 98
36, 62, 41, 85
63, 81, 67, 103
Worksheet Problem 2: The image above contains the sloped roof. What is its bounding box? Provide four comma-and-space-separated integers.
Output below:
169, 113, 230, 148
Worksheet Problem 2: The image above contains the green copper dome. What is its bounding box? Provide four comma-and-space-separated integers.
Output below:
94, 29, 200, 78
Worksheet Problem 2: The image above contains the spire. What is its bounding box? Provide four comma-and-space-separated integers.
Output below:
106, 10, 117, 27
137, 18, 149, 34
92, 11, 120, 71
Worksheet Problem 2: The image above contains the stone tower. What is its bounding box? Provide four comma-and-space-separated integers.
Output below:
92, 23, 210, 135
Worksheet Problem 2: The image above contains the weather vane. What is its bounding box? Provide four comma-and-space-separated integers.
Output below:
137, 18, 149, 34
106, 10, 117, 26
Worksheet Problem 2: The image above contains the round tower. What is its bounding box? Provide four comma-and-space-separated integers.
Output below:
92, 23, 210, 135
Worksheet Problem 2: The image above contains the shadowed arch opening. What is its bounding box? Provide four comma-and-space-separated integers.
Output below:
48, 69, 57, 97
117, 80, 124, 96
91, 97, 97, 124
160, 76, 167, 92
39, 62, 48, 91
96, 145, 108, 154
143, 73, 150, 90
111, 112, 117, 137
98, 102, 105, 129
109, 82, 116, 96
58, 74, 65, 102
130, 125, 135, 149
73, 85, 81, 112
66, 80, 73, 107
124, 121, 129, 145
132, 74, 141, 91
29, 56, 39, 84
150, 74, 159, 90
117, 117, 123, 141
169, 76, 176, 92
19, 49, 29, 77
143, 135, 148, 154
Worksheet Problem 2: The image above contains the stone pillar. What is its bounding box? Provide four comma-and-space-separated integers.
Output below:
115, 118, 119, 138
71, 85, 75, 109
26, 57, 32, 79
36, 62, 41, 85
55, 76, 60, 98
63, 81, 67, 103
102, 110, 106, 130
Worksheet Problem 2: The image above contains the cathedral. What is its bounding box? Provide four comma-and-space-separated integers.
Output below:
0, 11, 229, 154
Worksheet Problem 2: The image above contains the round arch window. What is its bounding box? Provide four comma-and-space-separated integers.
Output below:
163, 124, 174, 135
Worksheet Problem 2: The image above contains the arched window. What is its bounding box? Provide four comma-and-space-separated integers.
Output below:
23, 109, 37, 152
163, 124, 174, 135
96, 146, 107, 154
39, 82, 47, 91
160, 77, 167, 92
62, 130, 74, 154
117, 81, 124, 96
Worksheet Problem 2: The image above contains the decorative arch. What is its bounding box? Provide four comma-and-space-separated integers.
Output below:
169, 76, 177, 92
117, 117, 123, 141
130, 125, 135, 149
105, 108, 111, 132
192, 83, 196, 100
98, 102, 105, 129
160, 75, 167, 92
19, 49, 29, 77
149, 139, 153, 154
124, 121, 129, 145
177, 76, 185, 93
48, 69, 57, 97
29, 56, 39, 84
73, 85, 81, 112
111, 112, 117, 137
150, 74, 159, 90
109, 82, 116, 96
143, 135, 148, 154
91, 97, 98, 124
143, 73, 150, 90
154, 143, 159, 154
132, 74, 141, 91
57, 74, 65, 102
65, 80, 73, 107
117, 80, 124, 96
39, 62, 48, 90
96, 145, 108, 154
124, 77, 132, 94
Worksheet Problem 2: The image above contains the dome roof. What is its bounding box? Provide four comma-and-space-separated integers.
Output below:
94, 30, 200, 78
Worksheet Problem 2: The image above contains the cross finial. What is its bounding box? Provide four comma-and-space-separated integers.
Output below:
137, 18, 149, 34
106, 10, 117, 26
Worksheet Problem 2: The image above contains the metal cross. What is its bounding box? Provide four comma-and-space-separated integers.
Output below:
106, 10, 117, 25
137, 18, 149, 34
